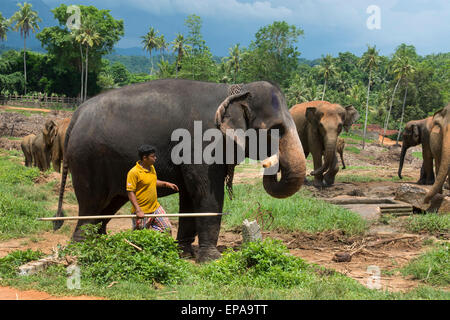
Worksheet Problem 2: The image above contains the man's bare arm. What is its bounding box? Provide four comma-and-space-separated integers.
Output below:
127, 191, 145, 218
156, 180, 179, 192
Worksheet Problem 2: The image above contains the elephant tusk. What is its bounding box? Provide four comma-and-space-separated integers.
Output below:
262, 154, 279, 168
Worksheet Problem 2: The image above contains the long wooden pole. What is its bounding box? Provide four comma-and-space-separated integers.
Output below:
38, 213, 229, 221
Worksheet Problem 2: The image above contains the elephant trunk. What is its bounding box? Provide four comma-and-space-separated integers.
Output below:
424, 125, 449, 203
398, 144, 408, 179
311, 134, 337, 176
263, 126, 306, 198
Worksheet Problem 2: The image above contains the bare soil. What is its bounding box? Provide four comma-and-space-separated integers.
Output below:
0, 107, 448, 299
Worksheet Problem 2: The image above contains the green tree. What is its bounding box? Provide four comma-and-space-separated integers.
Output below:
359, 45, 380, 149
225, 44, 242, 83
171, 33, 188, 78
0, 12, 10, 41
317, 54, 337, 100
37, 4, 124, 98
10, 2, 41, 95
141, 27, 159, 75
240, 21, 303, 86
395, 56, 416, 143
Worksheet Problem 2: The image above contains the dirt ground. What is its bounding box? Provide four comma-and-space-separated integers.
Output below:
0, 106, 448, 299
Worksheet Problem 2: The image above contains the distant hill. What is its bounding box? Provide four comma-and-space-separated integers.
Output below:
0, 0, 56, 51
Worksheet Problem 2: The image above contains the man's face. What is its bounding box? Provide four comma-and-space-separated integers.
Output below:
143, 153, 157, 166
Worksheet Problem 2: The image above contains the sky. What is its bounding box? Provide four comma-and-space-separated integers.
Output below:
9, 0, 450, 59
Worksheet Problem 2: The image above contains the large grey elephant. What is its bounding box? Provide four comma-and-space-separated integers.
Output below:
21, 134, 36, 167
53, 79, 306, 262
398, 117, 435, 185
45, 118, 70, 173
424, 104, 450, 203
289, 101, 359, 187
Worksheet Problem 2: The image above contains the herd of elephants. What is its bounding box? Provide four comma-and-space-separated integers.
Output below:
17, 79, 449, 262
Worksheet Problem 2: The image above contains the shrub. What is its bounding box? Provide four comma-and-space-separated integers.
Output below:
0, 249, 44, 278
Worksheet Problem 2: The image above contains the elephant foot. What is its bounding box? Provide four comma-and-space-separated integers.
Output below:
196, 246, 222, 263
323, 177, 336, 187
313, 179, 324, 189
178, 243, 196, 259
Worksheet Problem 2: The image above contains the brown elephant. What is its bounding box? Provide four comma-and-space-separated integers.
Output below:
424, 104, 450, 203
21, 134, 36, 167
290, 100, 359, 187
336, 137, 346, 169
31, 132, 52, 171
51, 118, 70, 173
289, 101, 359, 187
398, 117, 435, 185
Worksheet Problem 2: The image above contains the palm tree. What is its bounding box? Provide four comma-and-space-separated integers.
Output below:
157, 34, 167, 60
171, 33, 188, 78
10, 2, 41, 95
141, 27, 159, 75
0, 12, 10, 41
381, 52, 414, 145
359, 45, 380, 149
227, 44, 241, 83
317, 54, 337, 100
75, 18, 101, 101
395, 56, 416, 144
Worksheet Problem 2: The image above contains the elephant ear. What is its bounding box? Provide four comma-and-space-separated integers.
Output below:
215, 91, 252, 134
43, 120, 58, 146
343, 105, 359, 132
305, 107, 323, 125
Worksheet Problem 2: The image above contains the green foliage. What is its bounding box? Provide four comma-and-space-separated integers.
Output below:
61, 225, 191, 286
405, 214, 450, 234
401, 243, 449, 286
0, 249, 44, 278
200, 239, 310, 288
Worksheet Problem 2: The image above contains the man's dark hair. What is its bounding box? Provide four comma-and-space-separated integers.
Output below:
138, 144, 156, 160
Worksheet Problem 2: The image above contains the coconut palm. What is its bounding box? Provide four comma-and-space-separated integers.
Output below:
10, 2, 41, 95
317, 54, 337, 100
157, 34, 167, 61
0, 12, 10, 41
381, 52, 415, 145
227, 44, 241, 83
395, 56, 416, 144
359, 45, 380, 149
75, 18, 101, 101
171, 33, 188, 78
141, 27, 159, 75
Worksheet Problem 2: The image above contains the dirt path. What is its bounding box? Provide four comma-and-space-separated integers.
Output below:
0, 105, 53, 113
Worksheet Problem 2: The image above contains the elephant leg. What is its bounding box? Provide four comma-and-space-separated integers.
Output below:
97, 195, 128, 235
339, 151, 346, 169
422, 145, 435, 185
324, 154, 339, 186
311, 149, 324, 188
180, 164, 225, 263
417, 163, 427, 185
177, 190, 197, 258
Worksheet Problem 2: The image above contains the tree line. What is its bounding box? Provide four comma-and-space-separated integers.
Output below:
0, 3, 449, 142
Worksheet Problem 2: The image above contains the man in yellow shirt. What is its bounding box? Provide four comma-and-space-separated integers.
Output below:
126, 145, 179, 232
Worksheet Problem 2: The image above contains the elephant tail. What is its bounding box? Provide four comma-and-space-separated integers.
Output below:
53, 110, 80, 230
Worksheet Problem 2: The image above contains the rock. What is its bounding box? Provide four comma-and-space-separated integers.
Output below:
332, 252, 352, 262
242, 219, 262, 243
394, 183, 450, 213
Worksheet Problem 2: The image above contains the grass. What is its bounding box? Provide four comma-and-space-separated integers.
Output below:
344, 146, 361, 154
412, 151, 423, 160
401, 243, 449, 286
1, 237, 448, 300
336, 173, 414, 183
405, 214, 450, 235
0, 149, 56, 239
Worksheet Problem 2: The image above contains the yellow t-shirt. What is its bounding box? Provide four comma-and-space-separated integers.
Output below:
126, 162, 160, 213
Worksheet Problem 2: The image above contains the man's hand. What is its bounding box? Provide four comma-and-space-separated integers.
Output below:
166, 182, 179, 192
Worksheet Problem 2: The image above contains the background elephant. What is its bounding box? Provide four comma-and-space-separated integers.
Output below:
21, 134, 36, 167
31, 132, 52, 171
290, 100, 359, 187
50, 118, 70, 173
54, 79, 306, 262
425, 104, 450, 203
336, 137, 346, 169
398, 117, 435, 185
